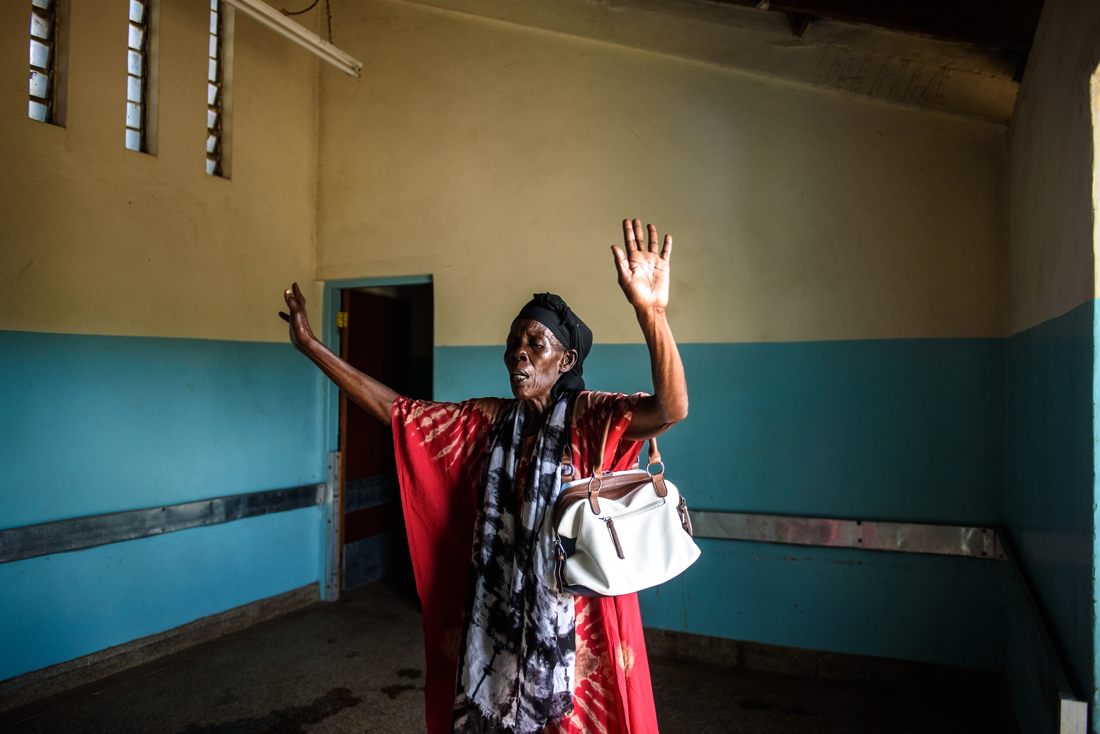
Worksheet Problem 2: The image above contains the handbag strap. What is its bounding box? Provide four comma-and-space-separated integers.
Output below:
594, 418, 662, 480
560, 410, 668, 516
561, 409, 663, 482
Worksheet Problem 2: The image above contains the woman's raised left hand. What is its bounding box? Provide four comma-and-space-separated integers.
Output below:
279, 282, 317, 353
612, 219, 672, 313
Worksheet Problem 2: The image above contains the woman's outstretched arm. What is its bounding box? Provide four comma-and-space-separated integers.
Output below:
613, 220, 689, 442
280, 283, 400, 426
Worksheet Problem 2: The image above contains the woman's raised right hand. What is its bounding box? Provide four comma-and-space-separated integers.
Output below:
279, 282, 315, 353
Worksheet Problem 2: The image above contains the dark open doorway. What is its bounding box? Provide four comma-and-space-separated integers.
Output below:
337, 283, 432, 595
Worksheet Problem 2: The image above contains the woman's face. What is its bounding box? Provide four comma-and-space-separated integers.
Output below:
504, 319, 577, 405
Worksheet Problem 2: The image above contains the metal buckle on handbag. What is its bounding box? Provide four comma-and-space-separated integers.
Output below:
677, 495, 693, 536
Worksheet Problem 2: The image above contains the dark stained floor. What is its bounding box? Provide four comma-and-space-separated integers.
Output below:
0, 579, 1015, 734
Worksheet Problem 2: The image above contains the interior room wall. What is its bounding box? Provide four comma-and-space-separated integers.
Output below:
0, 0, 1037, 702
1004, 0, 1100, 727
317, 0, 1010, 670
0, 0, 324, 681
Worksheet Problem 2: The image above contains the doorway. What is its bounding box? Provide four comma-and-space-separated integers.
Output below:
337, 282, 432, 593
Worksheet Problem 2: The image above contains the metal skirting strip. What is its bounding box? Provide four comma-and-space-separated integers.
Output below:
688, 509, 1002, 559
0, 483, 325, 565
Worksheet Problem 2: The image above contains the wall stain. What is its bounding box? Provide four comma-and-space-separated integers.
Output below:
17, 255, 38, 279
396, 668, 422, 679
175, 687, 360, 734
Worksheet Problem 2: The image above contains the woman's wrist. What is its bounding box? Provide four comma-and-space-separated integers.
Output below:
634, 304, 668, 326
297, 331, 325, 359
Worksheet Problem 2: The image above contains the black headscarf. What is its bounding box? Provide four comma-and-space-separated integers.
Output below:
515, 293, 592, 402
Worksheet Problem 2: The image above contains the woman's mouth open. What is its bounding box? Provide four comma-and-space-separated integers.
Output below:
510, 372, 529, 385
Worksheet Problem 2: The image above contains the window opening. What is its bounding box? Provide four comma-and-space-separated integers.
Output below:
125, 0, 150, 152
28, 0, 58, 123
207, 0, 223, 176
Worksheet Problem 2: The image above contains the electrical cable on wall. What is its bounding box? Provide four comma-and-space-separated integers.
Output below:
229, 0, 357, 73
281, 0, 319, 15
280, 0, 332, 43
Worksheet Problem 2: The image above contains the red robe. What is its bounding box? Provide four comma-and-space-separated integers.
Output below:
392, 391, 660, 734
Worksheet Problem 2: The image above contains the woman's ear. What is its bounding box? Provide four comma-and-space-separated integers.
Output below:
560, 349, 579, 373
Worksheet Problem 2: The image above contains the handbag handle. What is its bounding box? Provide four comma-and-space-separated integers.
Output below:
561, 412, 662, 482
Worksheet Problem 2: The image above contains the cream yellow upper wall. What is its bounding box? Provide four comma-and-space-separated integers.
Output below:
1007, 0, 1100, 335
317, 0, 1007, 346
0, 0, 320, 343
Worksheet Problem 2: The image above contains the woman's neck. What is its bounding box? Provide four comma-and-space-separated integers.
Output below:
521, 395, 553, 422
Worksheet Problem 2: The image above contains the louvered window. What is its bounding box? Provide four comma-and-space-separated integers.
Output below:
125, 0, 150, 151
28, 0, 58, 123
207, 0, 224, 175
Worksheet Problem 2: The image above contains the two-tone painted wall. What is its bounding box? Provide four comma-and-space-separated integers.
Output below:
8, 2, 1096, 730
317, 0, 1010, 670
0, 0, 325, 682
1004, 0, 1100, 728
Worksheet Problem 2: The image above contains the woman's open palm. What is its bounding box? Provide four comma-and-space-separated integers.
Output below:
612, 219, 672, 311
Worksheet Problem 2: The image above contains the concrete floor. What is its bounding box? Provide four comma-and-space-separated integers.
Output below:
0, 579, 1015, 734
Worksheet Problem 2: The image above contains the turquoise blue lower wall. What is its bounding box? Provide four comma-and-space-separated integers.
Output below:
438, 339, 1005, 524
0, 508, 319, 681
0, 330, 325, 682
1, 331, 325, 528
436, 338, 1007, 668
1005, 299, 1096, 725
642, 540, 1007, 668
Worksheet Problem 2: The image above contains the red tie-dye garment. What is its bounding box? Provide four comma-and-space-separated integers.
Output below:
392, 391, 660, 734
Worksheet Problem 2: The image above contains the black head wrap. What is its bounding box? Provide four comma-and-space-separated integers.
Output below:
515, 293, 593, 402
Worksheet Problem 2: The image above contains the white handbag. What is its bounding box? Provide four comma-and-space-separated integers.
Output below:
551, 422, 701, 597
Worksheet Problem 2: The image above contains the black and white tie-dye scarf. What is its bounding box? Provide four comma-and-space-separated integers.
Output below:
452, 396, 576, 734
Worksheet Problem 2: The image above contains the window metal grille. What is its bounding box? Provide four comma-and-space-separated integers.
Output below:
206, 0, 223, 176
28, 0, 58, 123
125, 0, 150, 152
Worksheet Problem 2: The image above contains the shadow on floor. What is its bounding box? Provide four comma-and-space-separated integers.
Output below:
650, 654, 1016, 734
1, 578, 1014, 734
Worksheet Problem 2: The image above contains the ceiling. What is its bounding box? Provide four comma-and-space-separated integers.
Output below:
404, 0, 1027, 122
716, 0, 1045, 53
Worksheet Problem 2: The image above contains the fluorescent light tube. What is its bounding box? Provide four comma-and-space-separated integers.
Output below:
221, 0, 362, 78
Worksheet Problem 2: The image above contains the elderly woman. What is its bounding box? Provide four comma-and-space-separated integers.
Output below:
281, 220, 688, 734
